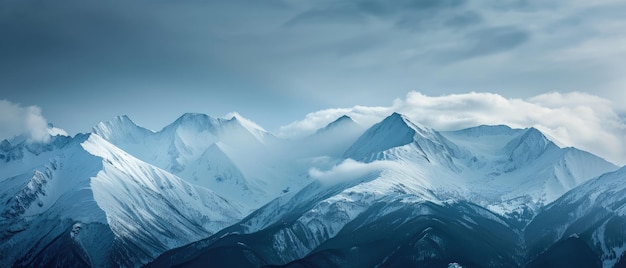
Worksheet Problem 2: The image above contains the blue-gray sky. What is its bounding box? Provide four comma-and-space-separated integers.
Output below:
1, 0, 625, 135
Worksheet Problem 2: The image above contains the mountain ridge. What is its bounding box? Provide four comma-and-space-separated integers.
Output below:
147, 112, 619, 267
2, 111, 623, 267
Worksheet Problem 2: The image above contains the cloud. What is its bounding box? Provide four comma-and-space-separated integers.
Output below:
0, 100, 51, 143
309, 159, 400, 184
444, 11, 483, 28
279, 91, 626, 166
429, 26, 530, 63
2, 0, 625, 136
286, 0, 471, 29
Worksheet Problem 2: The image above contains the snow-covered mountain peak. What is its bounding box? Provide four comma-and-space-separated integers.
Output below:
505, 127, 551, 148
328, 115, 355, 126
344, 113, 465, 164
335, 114, 353, 122
96, 115, 139, 129
502, 127, 557, 167
161, 112, 269, 146
92, 115, 153, 144
344, 113, 418, 160
225, 112, 268, 136
315, 115, 361, 135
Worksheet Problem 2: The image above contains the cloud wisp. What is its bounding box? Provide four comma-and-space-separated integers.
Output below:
0, 100, 51, 143
279, 91, 626, 166
309, 159, 400, 185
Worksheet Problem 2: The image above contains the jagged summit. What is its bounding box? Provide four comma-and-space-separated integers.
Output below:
92, 114, 153, 144
226, 112, 268, 135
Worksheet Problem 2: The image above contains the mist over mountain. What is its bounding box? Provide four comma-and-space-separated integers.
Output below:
1, 111, 623, 267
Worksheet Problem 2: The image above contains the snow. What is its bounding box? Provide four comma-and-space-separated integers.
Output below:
2, 111, 622, 266
47, 125, 69, 137
93, 113, 312, 213
0, 133, 244, 267
214, 112, 619, 266
533, 166, 626, 267
344, 113, 419, 161
224, 112, 269, 142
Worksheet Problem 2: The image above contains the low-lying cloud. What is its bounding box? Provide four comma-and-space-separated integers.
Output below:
309, 159, 400, 184
0, 100, 50, 143
280, 91, 626, 166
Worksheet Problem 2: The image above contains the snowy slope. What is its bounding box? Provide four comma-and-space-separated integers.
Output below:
441, 125, 618, 222
93, 113, 309, 212
345, 113, 467, 171
149, 113, 619, 267
4, 110, 620, 267
0, 134, 242, 267
526, 166, 626, 268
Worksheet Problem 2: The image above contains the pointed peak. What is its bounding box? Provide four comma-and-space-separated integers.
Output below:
328, 115, 357, 126
521, 127, 550, 142
315, 115, 361, 134
380, 112, 426, 132
224, 112, 267, 133
344, 113, 418, 160
502, 127, 556, 166
385, 112, 407, 123
385, 112, 411, 122
336, 115, 353, 122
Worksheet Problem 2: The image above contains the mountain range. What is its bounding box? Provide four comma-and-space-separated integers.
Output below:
1, 112, 623, 267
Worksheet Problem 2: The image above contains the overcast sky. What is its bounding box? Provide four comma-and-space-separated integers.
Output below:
1, 0, 625, 162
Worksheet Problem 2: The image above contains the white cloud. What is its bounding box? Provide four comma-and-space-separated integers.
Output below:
280, 91, 626, 166
0, 100, 51, 143
309, 159, 400, 185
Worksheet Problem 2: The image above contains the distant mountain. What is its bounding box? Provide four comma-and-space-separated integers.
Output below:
93, 113, 308, 212
298, 115, 365, 158
442, 125, 618, 224
314, 115, 359, 135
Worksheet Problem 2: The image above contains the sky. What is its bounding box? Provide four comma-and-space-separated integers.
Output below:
1, 0, 625, 163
